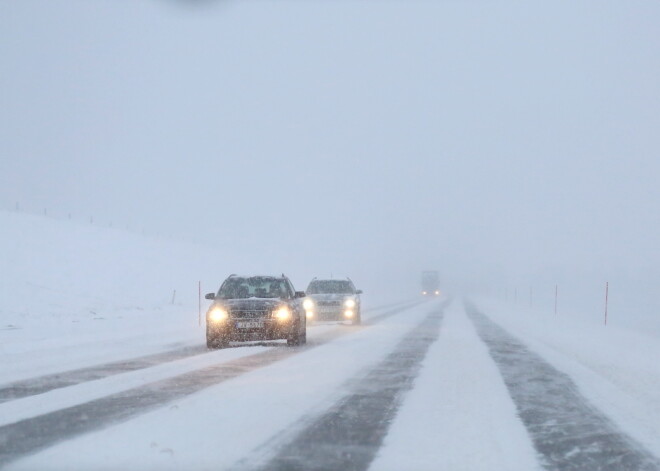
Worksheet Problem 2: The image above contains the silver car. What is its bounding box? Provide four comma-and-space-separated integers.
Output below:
303, 278, 362, 325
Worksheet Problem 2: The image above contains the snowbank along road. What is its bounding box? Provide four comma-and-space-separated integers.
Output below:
1, 299, 660, 470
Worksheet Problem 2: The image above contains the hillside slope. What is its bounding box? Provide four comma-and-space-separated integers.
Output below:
0, 210, 236, 381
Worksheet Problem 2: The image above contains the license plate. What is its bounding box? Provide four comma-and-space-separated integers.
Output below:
236, 321, 263, 329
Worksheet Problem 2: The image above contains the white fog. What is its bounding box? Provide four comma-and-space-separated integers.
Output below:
1, 1, 660, 470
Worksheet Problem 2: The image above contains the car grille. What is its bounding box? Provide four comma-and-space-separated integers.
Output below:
231, 310, 268, 319
317, 300, 342, 307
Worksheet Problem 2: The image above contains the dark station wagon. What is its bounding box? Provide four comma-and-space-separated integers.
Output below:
205, 274, 307, 348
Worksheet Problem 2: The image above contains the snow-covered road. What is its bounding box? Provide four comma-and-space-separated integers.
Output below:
468, 305, 659, 471
1, 300, 427, 469
2, 298, 659, 470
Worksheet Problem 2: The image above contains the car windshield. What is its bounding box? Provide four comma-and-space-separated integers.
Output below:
218, 277, 289, 299
307, 280, 354, 295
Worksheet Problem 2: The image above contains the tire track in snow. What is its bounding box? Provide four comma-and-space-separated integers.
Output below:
242, 305, 446, 471
0, 300, 423, 405
363, 299, 426, 325
466, 304, 660, 471
0, 301, 424, 469
0, 346, 207, 404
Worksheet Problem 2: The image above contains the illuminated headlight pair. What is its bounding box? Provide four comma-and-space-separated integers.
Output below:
208, 306, 229, 322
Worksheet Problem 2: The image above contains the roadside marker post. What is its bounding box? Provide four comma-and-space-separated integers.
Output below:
604, 281, 609, 326
198, 281, 202, 327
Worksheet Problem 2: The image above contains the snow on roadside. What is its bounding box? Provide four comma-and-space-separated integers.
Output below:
0, 210, 225, 383
473, 296, 660, 460
371, 301, 541, 471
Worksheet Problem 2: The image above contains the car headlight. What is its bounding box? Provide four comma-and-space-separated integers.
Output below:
273, 306, 292, 320
209, 307, 228, 322
344, 299, 356, 308
303, 299, 314, 310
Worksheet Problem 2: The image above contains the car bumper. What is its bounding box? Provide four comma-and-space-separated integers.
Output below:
307, 307, 357, 322
207, 319, 295, 341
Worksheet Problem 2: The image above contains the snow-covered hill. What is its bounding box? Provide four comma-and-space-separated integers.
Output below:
0, 210, 236, 382
1, 210, 222, 322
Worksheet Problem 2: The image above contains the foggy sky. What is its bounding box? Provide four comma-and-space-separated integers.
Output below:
2, 1, 660, 296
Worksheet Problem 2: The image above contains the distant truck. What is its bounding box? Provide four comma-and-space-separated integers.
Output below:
421, 270, 440, 296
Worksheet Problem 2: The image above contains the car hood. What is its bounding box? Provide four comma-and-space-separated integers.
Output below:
308, 293, 355, 302
214, 298, 285, 311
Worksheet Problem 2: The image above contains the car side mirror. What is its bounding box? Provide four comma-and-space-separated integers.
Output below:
205, 293, 216, 300
356, 290, 363, 294
295, 291, 306, 298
